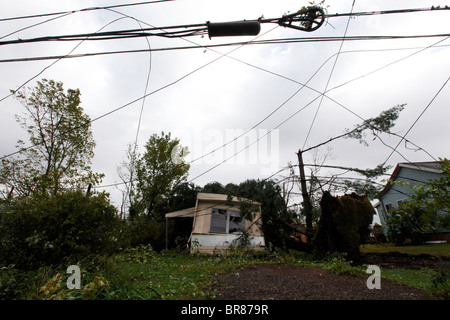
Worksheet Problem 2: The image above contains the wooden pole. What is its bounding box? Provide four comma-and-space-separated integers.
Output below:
297, 149, 313, 236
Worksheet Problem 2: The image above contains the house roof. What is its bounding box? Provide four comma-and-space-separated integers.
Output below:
196, 192, 261, 205
164, 193, 261, 218
378, 161, 443, 197
165, 207, 196, 218
397, 161, 443, 173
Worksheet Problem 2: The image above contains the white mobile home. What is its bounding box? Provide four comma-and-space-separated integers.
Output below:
165, 193, 265, 253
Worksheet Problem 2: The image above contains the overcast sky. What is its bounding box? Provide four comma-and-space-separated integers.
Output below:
1, 0, 449, 221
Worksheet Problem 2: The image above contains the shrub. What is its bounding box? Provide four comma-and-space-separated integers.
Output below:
385, 206, 427, 245
122, 216, 167, 251
0, 191, 121, 270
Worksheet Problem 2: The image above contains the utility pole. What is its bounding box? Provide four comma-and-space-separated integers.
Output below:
296, 149, 313, 240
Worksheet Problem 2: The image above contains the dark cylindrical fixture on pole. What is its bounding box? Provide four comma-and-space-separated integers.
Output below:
207, 20, 261, 38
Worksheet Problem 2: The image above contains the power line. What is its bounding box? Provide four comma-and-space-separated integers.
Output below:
2, 7, 447, 188
0, 0, 176, 22
2, 33, 450, 63
93, 12, 447, 172
383, 76, 450, 165
0, 52, 224, 160
302, 0, 356, 149
0, 26, 279, 162
0, 16, 130, 103
0, 6, 323, 46
1, 5, 448, 44
0, 24, 208, 46
182, 39, 447, 185
326, 36, 450, 94
3, 33, 443, 173
3, 26, 450, 47
2, 4, 447, 25
25, 35, 443, 190
0, 12, 73, 41
325, 6, 450, 18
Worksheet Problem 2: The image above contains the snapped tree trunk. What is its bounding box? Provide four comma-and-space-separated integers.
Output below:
297, 149, 314, 239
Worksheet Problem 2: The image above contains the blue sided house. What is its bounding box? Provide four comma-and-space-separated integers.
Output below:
374, 161, 449, 242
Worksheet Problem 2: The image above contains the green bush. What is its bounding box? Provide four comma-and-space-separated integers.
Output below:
0, 191, 121, 270
385, 206, 427, 245
121, 216, 168, 251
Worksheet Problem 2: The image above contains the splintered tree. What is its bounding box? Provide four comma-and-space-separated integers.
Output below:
0, 79, 102, 198
294, 104, 405, 239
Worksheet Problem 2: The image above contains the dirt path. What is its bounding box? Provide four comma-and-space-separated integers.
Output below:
209, 264, 425, 300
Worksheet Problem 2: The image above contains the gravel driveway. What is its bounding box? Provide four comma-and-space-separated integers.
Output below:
209, 264, 425, 300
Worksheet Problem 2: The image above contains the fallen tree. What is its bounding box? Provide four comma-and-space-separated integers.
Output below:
313, 191, 375, 262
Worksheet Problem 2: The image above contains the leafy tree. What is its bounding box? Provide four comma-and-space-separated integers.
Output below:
0, 79, 102, 198
132, 132, 190, 220
167, 182, 201, 212
201, 181, 227, 194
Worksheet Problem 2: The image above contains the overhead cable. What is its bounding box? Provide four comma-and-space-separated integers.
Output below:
325, 6, 450, 18
0, 0, 176, 22
383, 76, 450, 165
1, 33, 449, 63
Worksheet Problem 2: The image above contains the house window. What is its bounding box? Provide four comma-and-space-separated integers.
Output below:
209, 208, 246, 234
397, 199, 408, 207
385, 203, 393, 212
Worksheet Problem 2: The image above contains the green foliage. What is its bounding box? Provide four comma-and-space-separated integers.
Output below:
115, 244, 160, 264
319, 252, 364, 276
133, 132, 190, 219
386, 206, 428, 245
201, 181, 227, 194
122, 216, 167, 251
0, 190, 120, 270
428, 265, 450, 299
345, 104, 406, 146
0, 265, 23, 299
167, 182, 200, 212
3, 244, 447, 300
386, 158, 449, 245
341, 164, 392, 200
231, 179, 295, 248
1, 79, 102, 198
406, 158, 449, 229
361, 243, 450, 256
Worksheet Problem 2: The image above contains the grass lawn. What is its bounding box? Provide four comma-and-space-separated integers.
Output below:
106, 245, 448, 299
359, 243, 449, 294
4, 244, 448, 299
360, 243, 450, 256
380, 268, 438, 291
104, 247, 273, 300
